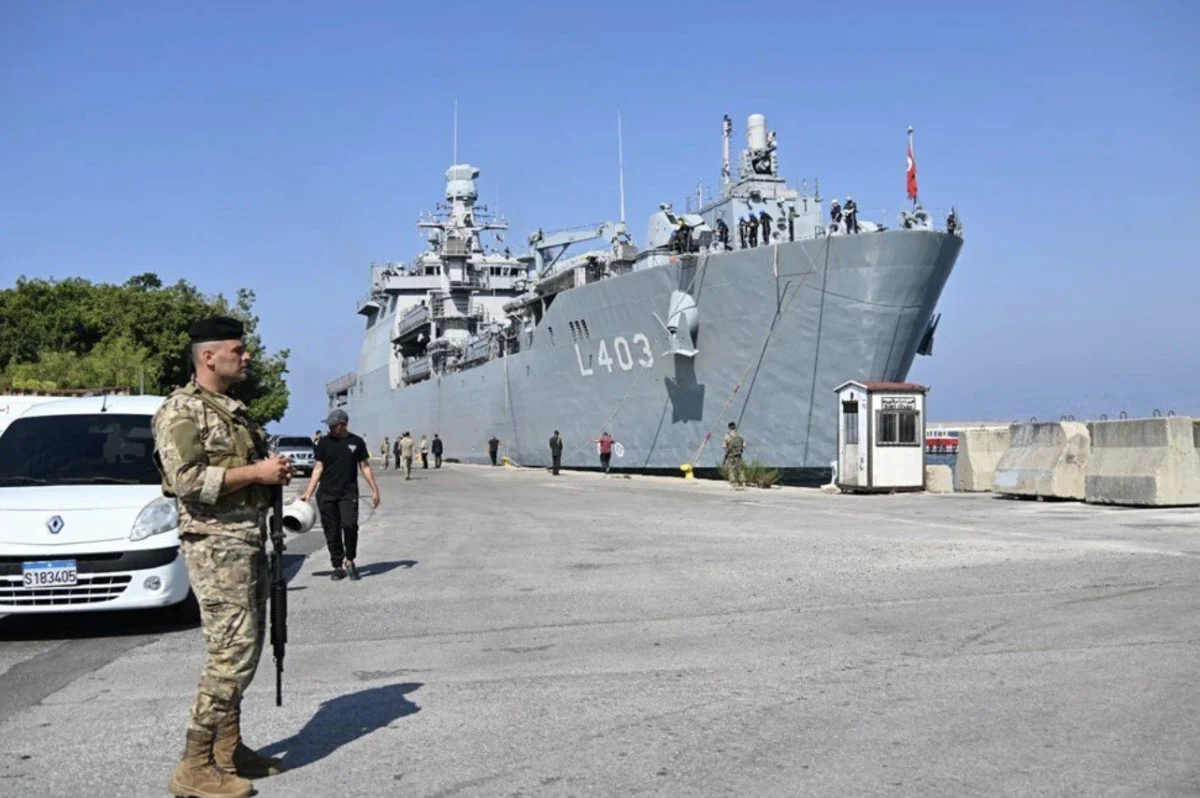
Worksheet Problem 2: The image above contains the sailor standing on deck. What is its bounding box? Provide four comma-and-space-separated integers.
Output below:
830, 199, 842, 230
844, 196, 859, 234
758, 210, 771, 246
737, 216, 748, 249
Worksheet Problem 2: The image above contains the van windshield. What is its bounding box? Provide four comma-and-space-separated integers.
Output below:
0, 414, 160, 487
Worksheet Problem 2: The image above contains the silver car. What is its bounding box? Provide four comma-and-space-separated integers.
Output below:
272, 435, 316, 476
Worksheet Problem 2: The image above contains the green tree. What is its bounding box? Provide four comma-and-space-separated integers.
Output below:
0, 274, 290, 424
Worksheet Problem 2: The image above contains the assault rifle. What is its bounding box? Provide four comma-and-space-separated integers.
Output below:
269, 484, 287, 706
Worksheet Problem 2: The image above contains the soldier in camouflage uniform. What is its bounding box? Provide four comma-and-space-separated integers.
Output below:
723, 421, 746, 489
152, 316, 291, 798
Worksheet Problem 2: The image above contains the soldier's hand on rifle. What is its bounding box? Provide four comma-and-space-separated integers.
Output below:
256, 454, 293, 485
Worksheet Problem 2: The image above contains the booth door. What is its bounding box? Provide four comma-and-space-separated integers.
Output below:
840, 400, 860, 486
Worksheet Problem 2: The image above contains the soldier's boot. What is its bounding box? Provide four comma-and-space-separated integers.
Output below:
214, 709, 286, 779
168, 728, 253, 798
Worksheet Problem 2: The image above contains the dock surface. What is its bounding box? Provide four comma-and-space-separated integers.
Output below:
2, 464, 1198, 796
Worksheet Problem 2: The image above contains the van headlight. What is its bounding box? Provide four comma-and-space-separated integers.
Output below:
130, 497, 179, 541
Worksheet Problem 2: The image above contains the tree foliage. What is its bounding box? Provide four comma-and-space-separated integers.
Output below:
0, 273, 290, 424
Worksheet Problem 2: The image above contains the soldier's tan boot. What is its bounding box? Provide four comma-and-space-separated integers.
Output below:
168, 728, 254, 798
214, 709, 286, 779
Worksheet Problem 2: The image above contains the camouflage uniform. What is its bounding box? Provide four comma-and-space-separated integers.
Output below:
399, 434, 414, 479
723, 429, 745, 488
153, 381, 271, 737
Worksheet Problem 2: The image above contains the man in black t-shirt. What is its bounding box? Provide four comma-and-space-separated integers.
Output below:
299, 409, 381, 581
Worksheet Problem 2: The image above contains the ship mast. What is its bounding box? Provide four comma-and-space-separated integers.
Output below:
617, 112, 626, 225
721, 114, 732, 191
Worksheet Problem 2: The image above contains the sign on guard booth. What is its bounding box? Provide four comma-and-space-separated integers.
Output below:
834, 381, 929, 492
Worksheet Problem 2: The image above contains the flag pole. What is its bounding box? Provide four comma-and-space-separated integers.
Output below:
907, 125, 918, 210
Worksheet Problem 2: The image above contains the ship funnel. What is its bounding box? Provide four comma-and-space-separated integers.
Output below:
747, 114, 767, 151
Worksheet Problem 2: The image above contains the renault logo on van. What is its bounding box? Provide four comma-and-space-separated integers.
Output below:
47, 515, 64, 534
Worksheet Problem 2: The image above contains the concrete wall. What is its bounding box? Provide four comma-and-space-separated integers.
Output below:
925, 464, 953, 493
993, 422, 1090, 500
1084, 417, 1200, 507
952, 425, 1011, 492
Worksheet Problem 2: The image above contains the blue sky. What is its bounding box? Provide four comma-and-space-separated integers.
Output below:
2, 0, 1197, 432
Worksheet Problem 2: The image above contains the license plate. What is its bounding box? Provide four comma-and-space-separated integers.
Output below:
22, 560, 78, 588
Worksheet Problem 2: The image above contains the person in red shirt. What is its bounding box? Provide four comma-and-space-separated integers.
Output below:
594, 431, 614, 473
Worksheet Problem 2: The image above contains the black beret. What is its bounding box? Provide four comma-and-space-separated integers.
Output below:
188, 315, 244, 344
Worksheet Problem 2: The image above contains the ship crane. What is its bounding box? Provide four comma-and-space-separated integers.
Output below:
527, 221, 633, 278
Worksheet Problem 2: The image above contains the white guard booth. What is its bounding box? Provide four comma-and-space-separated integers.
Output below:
834, 381, 929, 492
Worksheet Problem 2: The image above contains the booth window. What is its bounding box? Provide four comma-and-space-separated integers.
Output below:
842, 401, 859, 444
878, 409, 920, 446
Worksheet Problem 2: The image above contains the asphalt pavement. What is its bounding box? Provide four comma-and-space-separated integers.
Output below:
0, 463, 1197, 797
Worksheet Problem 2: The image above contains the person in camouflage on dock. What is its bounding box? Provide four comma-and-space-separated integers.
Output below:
152, 316, 292, 798
723, 421, 746, 489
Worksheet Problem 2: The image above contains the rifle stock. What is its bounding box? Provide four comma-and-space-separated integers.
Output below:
269, 485, 287, 707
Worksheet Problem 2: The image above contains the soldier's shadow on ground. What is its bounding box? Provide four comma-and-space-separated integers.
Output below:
311, 560, 417, 578
259, 682, 422, 769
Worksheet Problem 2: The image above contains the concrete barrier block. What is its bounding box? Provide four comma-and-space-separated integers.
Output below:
993, 422, 1089, 500
925, 464, 953, 493
953, 427, 1011, 492
1084, 417, 1200, 507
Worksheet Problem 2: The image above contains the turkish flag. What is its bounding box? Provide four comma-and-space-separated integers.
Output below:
906, 140, 918, 200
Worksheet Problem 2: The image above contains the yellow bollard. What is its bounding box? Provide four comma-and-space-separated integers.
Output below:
680, 463, 694, 481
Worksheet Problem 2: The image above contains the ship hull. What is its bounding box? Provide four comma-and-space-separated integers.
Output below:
343, 230, 961, 482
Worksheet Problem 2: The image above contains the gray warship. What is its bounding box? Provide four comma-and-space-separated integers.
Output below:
326, 113, 963, 481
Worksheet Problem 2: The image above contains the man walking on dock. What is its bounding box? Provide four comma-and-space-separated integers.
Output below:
432, 434, 443, 468
488, 435, 500, 466
301, 409, 381, 581
595, 431, 614, 474
399, 431, 414, 479
723, 421, 745, 489
549, 430, 563, 476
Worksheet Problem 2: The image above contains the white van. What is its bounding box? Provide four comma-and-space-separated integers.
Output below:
0, 395, 195, 618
